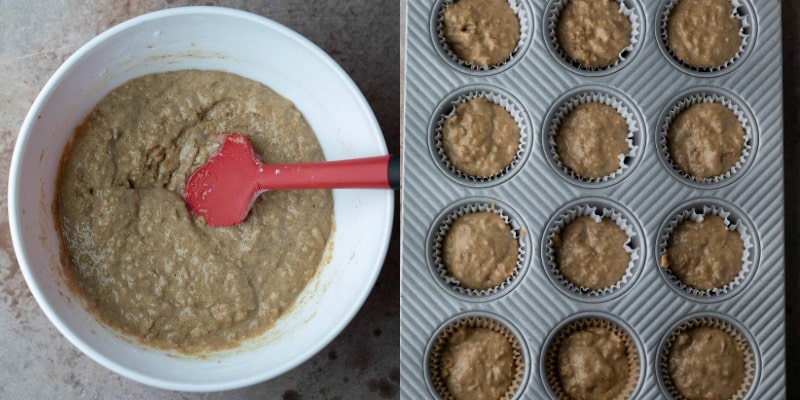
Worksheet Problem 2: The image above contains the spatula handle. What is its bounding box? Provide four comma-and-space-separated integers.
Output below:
256, 155, 400, 190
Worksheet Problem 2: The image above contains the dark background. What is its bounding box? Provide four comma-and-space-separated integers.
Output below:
783, 1, 798, 398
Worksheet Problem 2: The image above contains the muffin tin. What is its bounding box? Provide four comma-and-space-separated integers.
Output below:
401, 0, 784, 398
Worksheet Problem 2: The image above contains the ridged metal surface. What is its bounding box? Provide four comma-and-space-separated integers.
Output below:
401, 0, 785, 398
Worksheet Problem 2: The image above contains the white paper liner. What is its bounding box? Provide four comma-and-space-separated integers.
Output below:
546, 0, 641, 72
429, 315, 525, 400
658, 92, 753, 185
547, 91, 640, 183
544, 204, 640, 297
659, 0, 752, 73
434, 90, 530, 182
659, 316, 755, 400
545, 317, 640, 400
431, 202, 526, 297
436, 0, 531, 70
657, 205, 754, 297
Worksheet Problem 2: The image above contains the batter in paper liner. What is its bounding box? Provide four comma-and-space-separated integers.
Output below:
667, 326, 746, 400
556, 0, 632, 68
442, 0, 521, 67
668, 102, 744, 179
440, 326, 518, 400
443, 97, 521, 178
556, 102, 629, 179
557, 326, 632, 400
661, 215, 743, 291
552, 216, 630, 290
443, 211, 518, 290
667, 0, 742, 68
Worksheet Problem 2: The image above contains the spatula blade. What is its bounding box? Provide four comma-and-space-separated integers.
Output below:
183, 133, 262, 226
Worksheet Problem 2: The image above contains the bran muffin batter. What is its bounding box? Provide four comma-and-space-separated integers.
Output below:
552, 216, 630, 290
443, 211, 518, 290
668, 102, 744, 179
556, 325, 633, 400
442, 0, 521, 67
556, 102, 629, 179
440, 326, 517, 400
556, 0, 632, 68
442, 97, 520, 178
661, 215, 743, 291
667, 0, 742, 68
667, 326, 747, 400
56, 70, 334, 352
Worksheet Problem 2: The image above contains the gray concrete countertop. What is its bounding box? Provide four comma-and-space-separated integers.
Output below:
0, 1, 399, 399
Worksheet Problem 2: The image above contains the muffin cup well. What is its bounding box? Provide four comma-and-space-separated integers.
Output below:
428, 313, 527, 400
431, 86, 532, 188
542, 200, 643, 301
657, 89, 756, 188
543, 315, 642, 400
657, 0, 755, 77
544, 87, 643, 188
656, 201, 757, 301
657, 314, 757, 400
544, 0, 644, 75
432, 0, 533, 74
428, 199, 529, 301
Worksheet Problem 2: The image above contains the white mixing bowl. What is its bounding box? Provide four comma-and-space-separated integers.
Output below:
8, 7, 393, 392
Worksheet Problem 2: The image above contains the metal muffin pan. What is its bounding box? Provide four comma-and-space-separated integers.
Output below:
401, 0, 784, 398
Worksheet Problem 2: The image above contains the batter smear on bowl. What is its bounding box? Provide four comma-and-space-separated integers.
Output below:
55, 70, 334, 353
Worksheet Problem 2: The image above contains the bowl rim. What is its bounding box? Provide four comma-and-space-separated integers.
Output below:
8, 6, 393, 392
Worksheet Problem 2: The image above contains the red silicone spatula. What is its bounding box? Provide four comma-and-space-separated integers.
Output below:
183, 133, 399, 227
